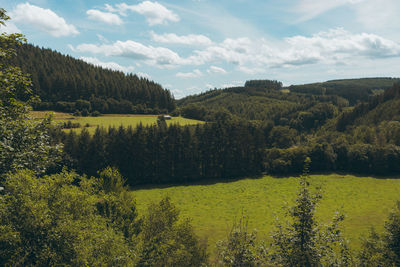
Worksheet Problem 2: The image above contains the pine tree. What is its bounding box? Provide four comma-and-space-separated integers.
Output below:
270, 158, 351, 266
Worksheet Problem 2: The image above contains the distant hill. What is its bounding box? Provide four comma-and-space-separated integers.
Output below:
178, 78, 400, 125
289, 77, 400, 105
335, 83, 400, 131
7, 43, 175, 114
177, 80, 348, 132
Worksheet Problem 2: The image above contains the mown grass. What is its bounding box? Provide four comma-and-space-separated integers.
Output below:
132, 174, 400, 254
30, 111, 203, 134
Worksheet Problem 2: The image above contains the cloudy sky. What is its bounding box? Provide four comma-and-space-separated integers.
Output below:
1, 0, 400, 98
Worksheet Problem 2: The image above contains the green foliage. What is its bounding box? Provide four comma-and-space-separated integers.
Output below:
216, 217, 268, 266
268, 126, 298, 148
136, 197, 208, 267
98, 166, 126, 194
0, 169, 136, 266
359, 201, 400, 266
0, 9, 61, 175
270, 159, 352, 266
57, 120, 264, 186
178, 85, 342, 127
245, 79, 282, 90
290, 77, 399, 105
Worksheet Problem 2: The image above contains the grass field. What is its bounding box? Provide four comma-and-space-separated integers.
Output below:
132, 174, 400, 254
30, 111, 203, 134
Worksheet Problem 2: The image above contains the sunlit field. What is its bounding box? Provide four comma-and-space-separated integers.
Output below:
133, 174, 400, 253
30, 111, 203, 134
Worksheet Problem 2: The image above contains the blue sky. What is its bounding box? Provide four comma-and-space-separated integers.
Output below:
2, 0, 400, 98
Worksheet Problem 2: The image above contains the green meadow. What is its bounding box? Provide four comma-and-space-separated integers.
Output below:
30, 111, 203, 134
133, 174, 400, 253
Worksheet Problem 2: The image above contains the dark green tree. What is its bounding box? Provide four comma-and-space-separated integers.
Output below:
270, 158, 351, 266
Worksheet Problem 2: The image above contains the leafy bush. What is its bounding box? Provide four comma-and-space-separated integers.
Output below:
136, 197, 208, 267
0, 169, 138, 266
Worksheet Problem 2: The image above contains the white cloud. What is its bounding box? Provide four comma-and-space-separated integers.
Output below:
207, 65, 227, 74
193, 37, 255, 66
353, 0, 400, 32
104, 4, 119, 13
136, 72, 152, 79
150, 31, 212, 46
80, 57, 135, 73
11, 3, 79, 37
73, 40, 196, 68
110, 1, 179, 25
221, 81, 243, 88
87, 9, 123, 25
192, 29, 400, 71
176, 69, 202, 78
171, 88, 187, 99
238, 66, 265, 75
285, 28, 400, 59
73, 28, 400, 74
0, 21, 21, 34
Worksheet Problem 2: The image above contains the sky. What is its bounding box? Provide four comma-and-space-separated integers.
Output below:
1, 0, 400, 98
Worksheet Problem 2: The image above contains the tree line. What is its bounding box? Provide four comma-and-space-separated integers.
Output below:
289, 77, 399, 105
54, 119, 264, 186
244, 79, 283, 90
6, 43, 176, 114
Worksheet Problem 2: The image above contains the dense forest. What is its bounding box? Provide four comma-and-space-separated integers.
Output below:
177, 79, 400, 172
50, 78, 400, 186
53, 119, 264, 186
289, 77, 400, 105
6, 43, 176, 114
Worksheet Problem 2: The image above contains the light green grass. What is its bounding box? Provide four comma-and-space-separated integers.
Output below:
132, 174, 400, 253
30, 111, 203, 134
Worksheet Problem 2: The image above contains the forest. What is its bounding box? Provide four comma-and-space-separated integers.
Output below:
53, 77, 400, 186
6, 43, 176, 115
2, 7, 400, 266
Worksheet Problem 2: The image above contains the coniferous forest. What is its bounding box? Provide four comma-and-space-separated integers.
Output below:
7, 43, 176, 114
3, 6, 400, 266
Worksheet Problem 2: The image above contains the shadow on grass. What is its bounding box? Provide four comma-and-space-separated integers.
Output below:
130, 171, 400, 191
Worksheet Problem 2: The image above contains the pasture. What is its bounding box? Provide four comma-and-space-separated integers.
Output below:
30, 111, 203, 134
133, 174, 400, 253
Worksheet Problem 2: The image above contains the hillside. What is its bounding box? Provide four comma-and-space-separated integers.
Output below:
264, 83, 400, 176
177, 84, 345, 132
7, 43, 175, 114
335, 83, 400, 131
289, 77, 400, 105
175, 79, 400, 178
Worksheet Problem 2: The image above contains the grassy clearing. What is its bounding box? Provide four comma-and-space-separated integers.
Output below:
30, 111, 203, 134
132, 174, 400, 253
